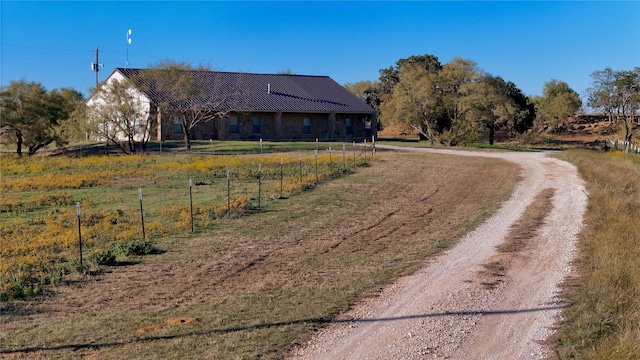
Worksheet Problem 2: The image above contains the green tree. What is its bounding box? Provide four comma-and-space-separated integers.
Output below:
437, 57, 484, 145
464, 76, 514, 145
466, 76, 536, 145
532, 80, 582, 133
369, 53, 442, 115
505, 81, 537, 135
0, 80, 80, 155
380, 64, 440, 144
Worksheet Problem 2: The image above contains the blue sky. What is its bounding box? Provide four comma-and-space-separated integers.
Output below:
1, 1, 639, 102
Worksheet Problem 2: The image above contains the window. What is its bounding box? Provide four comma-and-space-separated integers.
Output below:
252, 117, 261, 134
229, 117, 238, 134
303, 117, 311, 134
172, 119, 183, 134
346, 118, 353, 135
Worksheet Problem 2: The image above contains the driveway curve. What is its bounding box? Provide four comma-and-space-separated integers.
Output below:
288, 146, 588, 359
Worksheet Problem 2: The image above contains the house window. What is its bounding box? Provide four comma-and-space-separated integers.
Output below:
303, 118, 311, 134
346, 118, 353, 135
172, 119, 183, 134
252, 117, 261, 134
229, 117, 238, 134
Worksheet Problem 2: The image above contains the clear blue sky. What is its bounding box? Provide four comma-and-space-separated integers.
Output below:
2, 1, 639, 102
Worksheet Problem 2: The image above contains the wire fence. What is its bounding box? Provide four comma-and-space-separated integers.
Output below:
0, 140, 377, 299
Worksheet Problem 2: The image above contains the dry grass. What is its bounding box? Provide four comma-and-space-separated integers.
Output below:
553, 149, 640, 359
479, 188, 555, 289
497, 188, 555, 253
0, 151, 519, 359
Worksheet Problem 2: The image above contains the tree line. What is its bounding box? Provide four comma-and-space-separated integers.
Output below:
345, 53, 588, 145
1, 61, 238, 155
2, 55, 638, 155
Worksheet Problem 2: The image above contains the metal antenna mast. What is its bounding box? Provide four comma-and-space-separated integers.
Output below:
126, 29, 132, 67
90, 47, 104, 89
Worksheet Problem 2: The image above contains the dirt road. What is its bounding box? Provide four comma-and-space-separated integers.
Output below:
288, 147, 588, 359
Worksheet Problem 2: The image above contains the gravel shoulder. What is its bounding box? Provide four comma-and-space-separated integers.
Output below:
287, 147, 588, 360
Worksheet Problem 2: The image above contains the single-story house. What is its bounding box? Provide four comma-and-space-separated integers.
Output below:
86, 68, 377, 142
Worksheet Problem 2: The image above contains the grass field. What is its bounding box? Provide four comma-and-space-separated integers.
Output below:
0, 141, 367, 300
0, 145, 519, 359
553, 149, 640, 359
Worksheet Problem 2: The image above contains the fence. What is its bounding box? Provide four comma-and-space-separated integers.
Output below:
608, 138, 640, 154
0, 140, 376, 299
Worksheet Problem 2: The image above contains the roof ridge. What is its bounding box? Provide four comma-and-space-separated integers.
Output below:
115, 67, 329, 78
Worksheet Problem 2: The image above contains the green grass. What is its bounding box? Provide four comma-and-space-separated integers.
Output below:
553, 149, 640, 359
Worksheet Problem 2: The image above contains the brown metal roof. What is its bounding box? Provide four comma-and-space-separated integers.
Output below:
115, 68, 375, 114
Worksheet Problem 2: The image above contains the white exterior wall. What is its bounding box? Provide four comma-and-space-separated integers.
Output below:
85, 71, 153, 142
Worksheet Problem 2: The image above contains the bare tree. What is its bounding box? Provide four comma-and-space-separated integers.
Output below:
87, 78, 152, 154
613, 68, 640, 152
587, 67, 640, 152
135, 61, 248, 149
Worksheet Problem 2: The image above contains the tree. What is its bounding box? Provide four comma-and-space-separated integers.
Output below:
380, 64, 440, 144
369, 54, 443, 115
587, 68, 617, 124
437, 58, 484, 145
0, 80, 80, 155
344, 80, 375, 100
612, 68, 640, 152
504, 81, 536, 135
532, 80, 582, 133
465, 76, 536, 145
87, 78, 152, 154
464, 76, 513, 145
136, 60, 247, 149
56, 89, 92, 144
588, 67, 640, 152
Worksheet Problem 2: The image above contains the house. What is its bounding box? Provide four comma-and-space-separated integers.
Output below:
86, 68, 377, 143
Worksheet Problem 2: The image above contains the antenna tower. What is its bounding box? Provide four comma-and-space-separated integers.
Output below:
126, 29, 132, 67
90, 47, 104, 89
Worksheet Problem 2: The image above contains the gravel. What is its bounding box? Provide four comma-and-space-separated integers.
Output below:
287, 148, 588, 360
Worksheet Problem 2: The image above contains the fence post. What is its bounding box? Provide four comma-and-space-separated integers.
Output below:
260, 138, 263, 154
329, 147, 333, 173
76, 202, 83, 268
364, 139, 367, 163
280, 158, 284, 198
189, 178, 194, 232
342, 143, 346, 169
315, 149, 319, 183
258, 163, 262, 208
372, 135, 376, 158
227, 170, 231, 216
299, 153, 303, 184
353, 141, 356, 168
138, 188, 146, 242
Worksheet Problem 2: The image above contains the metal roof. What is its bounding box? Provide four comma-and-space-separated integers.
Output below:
115, 68, 375, 114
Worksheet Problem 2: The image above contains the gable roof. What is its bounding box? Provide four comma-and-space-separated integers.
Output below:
114, 68, 375, 114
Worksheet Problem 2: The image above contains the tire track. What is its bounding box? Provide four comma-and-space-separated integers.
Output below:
288, 147, 588, 359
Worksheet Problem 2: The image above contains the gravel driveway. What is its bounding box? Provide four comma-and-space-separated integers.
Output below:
288, 147, 588, 359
